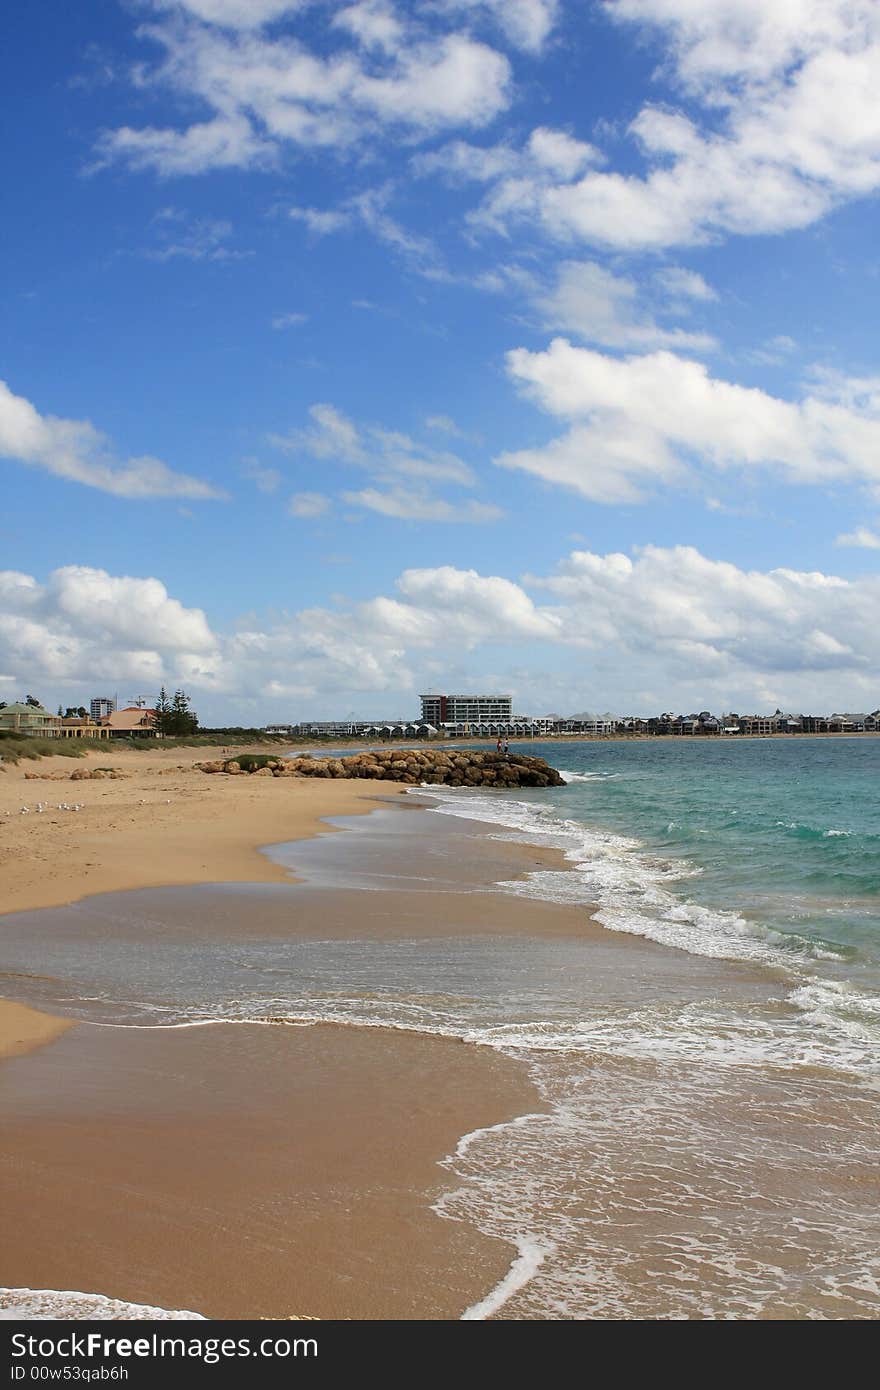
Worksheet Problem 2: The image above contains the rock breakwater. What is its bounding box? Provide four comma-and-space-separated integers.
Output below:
197, 748, 565, 788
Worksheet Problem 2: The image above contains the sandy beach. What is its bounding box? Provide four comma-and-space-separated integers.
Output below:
0, 743, 404, 916
0, 743, 576, 1319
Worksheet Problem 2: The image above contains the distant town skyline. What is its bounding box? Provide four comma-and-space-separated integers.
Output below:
2, 3, 880, 723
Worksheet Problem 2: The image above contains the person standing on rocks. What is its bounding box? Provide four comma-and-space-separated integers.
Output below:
496, 735, 503, 754
503, 736, 510, 757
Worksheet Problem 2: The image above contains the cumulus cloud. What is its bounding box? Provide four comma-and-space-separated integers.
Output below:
0, 380, 224, 500
498, 339, 880, 503
0, 566, 217, 692
97, 8, 512, 176
5, 548, 879, 717
461, 1, 880, 249
440, 0, 560, 54
415, 125, 602, 189
523, 543, 880, 706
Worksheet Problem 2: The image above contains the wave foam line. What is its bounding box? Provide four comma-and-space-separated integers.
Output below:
460, 1239, 554, 1320
0, 1288, 205, 1320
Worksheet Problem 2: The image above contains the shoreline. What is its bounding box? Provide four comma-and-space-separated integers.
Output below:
0, 789, 586, 1321
3, 730, 876, 920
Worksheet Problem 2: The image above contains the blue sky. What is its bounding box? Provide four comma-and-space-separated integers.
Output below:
2, 0, 880, 723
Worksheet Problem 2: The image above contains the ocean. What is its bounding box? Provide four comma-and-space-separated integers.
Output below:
1, 735, 878, 1319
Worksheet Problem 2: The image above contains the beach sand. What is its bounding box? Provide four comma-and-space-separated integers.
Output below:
0, 743, 402, 916
0, 1000, 73, 1061
0, 746, 588, 1319
0, 1017, 538, 1320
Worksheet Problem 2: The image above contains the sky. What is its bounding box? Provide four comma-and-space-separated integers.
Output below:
2, 0, 880, 724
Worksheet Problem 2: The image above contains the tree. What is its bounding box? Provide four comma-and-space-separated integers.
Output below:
25, 695, 41, 708
170, 688, 199, 736
154, 687, 172, 737
154, 687, 198, 737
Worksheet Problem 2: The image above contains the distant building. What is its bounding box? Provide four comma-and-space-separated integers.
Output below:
59, 714, 110, 740
420, 693, 513, 727
0, 701, 62, 737
99, 707, 157, 737
90, 696, 116, 720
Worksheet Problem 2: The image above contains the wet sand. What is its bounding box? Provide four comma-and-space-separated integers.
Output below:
0, 1019, 538, 1320
0, 796, 595, 1320
0, 1000, 73, 1060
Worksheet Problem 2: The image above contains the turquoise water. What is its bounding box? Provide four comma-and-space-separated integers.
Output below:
420, 737, 880, 1052
547, 735, 880, 951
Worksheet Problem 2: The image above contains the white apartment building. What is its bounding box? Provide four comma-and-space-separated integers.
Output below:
420, 693, 513, 726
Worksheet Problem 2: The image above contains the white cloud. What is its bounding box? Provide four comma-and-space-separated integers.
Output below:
271, 310, 308, 328
835, 526, 880, 549
333, 2, 407, 54
0, 380, 224, 500
441, 0, 560, 54
498, 339, 880, 503
463, 2, 880, 249
745, 333, 798, 366
342, 487, 501, 522
273, 402, 367, 464
606, 0, 874, 92
5, 548, 878, 718
98, 11, 512, 176
521, 544, 880, 706
270, 402, 495, 518
288, 186, 448, 278
425, 413, 465, 437
289, 491, 332, 518
0, 565, 216, 692
159, 2, 305, 27
415, 126, 603, 193
652, 266, 716, 301
97, 114, 277, 177
527, 127, 600, 179
536, 260, 716, 351
288, 206, 352, 235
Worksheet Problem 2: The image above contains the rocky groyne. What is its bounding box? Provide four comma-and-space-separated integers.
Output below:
197, 748, 565, 788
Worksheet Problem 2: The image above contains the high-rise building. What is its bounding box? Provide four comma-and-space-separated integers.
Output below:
90, 696, 116, 720
420, 693, 513, 726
